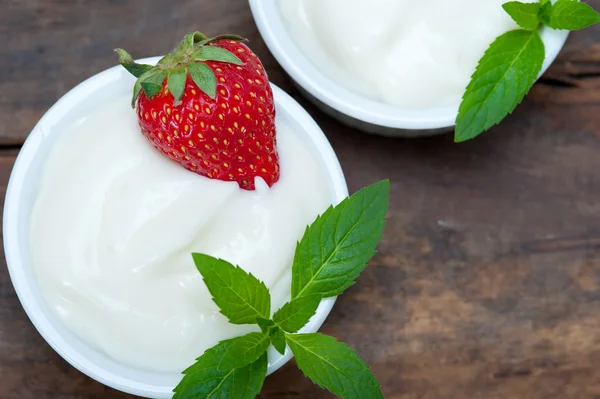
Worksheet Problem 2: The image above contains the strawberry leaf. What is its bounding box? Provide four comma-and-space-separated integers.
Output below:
188, 62, 217, 99
545, 0, 600, 30
115, 48, 153, 78
196, 34, 247, 47
193, 46, 244, 65
119, 32, 247, 106
291, 180, 389, 299
218, 332, 270, 371
502, 1, 541, 30
167, 67, 188, 104
192, 253, 271, 325
273, 295, 322, 333
176, 31, 209, 52
132, 81, 143, 108
455, 29, 545, 142
140, 82, 163, 99
286, 333, 383, 399
133, 69, 167, 106
173, 338, 267, 399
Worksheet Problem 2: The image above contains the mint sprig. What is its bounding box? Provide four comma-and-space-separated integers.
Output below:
270, 328, 287, 355
455, 0, 600, 142
174, 180, 389, 399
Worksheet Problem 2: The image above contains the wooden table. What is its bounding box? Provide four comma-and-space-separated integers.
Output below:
2, 1, 600, 398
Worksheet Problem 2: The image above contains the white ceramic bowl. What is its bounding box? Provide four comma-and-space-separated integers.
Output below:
3, 56, 348, 398
249, 0, 570, 137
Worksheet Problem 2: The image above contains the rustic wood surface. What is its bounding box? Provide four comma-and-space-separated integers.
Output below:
2, 1, 600, 398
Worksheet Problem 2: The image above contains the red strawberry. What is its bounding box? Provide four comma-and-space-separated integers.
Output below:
116, 32, 279, 190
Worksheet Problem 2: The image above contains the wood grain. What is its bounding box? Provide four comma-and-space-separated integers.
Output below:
2, 1, 600, 398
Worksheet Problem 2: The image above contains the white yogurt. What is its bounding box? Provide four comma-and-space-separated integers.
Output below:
278, 0, 525, 109
30, 95, 331, 372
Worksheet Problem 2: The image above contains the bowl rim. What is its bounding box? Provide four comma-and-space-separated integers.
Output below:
249, 0, 570, 130
3, 56, 348, 398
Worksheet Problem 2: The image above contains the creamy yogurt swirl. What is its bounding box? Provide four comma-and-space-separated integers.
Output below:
30, 95, 331, 372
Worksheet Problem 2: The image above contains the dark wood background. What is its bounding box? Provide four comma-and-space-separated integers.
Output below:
2, 1, 600, 398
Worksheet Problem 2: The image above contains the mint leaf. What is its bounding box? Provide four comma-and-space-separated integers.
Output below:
545, 0, 600, 30
218, 332, 270, 371
193, 46, 244, 65
538, 0, 553, 24
174, 339, 267, 399
256, 318, 274, 333
273, 295, 322, 333
256, 318, 286, 354
455, 29, 545, 142
291, 180, 389, 299
270, 328, 287, 355
286, 333, 382, 399
502, 1, 542, 30
193, 254, 270, 325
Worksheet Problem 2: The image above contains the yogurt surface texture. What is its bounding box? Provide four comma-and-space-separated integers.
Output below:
30, 94, 331, 372
278, 0, 524, 109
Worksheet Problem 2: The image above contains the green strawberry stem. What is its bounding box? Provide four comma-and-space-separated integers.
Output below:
116, 32, 246, 106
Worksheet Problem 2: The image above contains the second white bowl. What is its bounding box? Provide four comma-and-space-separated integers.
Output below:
250, 0, 570, 137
